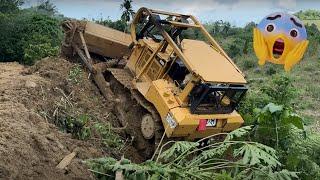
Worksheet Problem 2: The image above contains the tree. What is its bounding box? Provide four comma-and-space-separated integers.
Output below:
96, 19, 127, 32
211, 21, 221, 35
37, 0, 57, 15
0, 0, 24, 14
0, 9, 62, 64
120, 0, 135, 23
222, 22, 231, 36
295, 10, 320, 20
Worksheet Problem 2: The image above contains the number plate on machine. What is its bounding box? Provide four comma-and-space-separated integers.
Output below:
166, 113, 177, 128
206, 119, 217, 127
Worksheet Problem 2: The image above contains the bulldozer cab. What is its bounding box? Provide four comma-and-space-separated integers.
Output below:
126, 8, 247, 115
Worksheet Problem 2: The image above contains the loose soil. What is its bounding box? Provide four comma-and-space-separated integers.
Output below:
0, 57, 142, 180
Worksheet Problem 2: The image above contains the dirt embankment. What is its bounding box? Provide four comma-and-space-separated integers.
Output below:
0, 58, 142, 180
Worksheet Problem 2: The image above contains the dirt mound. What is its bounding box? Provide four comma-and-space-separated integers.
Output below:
0, 58, 142, 180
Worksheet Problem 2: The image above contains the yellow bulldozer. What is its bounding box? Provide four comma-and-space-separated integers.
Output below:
62, 7, 248, 157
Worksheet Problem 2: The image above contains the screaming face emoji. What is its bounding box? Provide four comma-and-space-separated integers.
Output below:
254, 12, 309, 72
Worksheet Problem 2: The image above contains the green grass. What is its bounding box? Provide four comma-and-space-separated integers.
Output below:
68, 64, 83, 84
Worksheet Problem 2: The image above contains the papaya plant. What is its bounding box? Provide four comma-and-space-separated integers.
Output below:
86, 126, 298, 180
252, 103, 304, 150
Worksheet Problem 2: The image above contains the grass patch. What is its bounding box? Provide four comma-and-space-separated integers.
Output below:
68, 64, 83, 84
43, 87, 125, 151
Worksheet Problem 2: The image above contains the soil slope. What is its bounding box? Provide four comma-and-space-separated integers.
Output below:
0, 58, 117, 179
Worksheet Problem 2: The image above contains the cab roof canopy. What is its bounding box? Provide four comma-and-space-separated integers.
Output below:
131, 7, 247, 85
182, 39, 247, 84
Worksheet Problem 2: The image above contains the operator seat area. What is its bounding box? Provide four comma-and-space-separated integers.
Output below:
167, 59, 189, 85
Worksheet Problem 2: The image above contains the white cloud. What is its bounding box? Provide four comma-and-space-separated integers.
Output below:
277, 0, 297, 10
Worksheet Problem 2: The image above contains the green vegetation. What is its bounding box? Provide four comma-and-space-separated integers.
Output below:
120, 0, 135, 23
0, 0, 63, 65
295, 10, 320, 20
86, 126, 298, 179
51, 85, 124, 150
68, 64, 83, 84
94, 0, 134, 32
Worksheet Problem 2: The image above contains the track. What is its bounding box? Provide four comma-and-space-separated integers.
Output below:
105, 68, 164, 158
61, 19, 165, 158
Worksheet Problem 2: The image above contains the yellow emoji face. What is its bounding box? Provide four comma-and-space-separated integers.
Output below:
254, 12, 309, 71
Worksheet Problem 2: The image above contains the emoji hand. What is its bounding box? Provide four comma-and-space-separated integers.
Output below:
253, 28, 268, 66
284, 40, 309, 72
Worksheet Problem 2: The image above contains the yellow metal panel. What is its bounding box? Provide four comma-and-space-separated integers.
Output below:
85, 22, 131, 46
181, 39, 247, 84
83, 22, 132, 58
142, 39, 173, 61
126, 44, 145, 74
222, 117, 244, 132
145, 80, 180, 118
168, 107, 244, 139
136, 82, 151, 96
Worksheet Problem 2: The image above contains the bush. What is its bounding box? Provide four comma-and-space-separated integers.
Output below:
252, 103, 304, 148
264, 65, 277, 75
0, 0, 23, 14
239, 89, 271, 124
95, 18, 128, 32
261, 74, 298, 106
252, 103, 320, 180
0, 9, 63, 64
242, 58, 256, 70
227, 43, 241, 58
24, 38, 60, 65
226, 38, 242, 58
285, 133, 320, 180
239, 73, 298, 124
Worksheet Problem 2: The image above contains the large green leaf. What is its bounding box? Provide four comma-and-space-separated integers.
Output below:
242, 166, 298, 180
263, 103, 283, 114
225, 126, 252, 141
158, 141, 199, 162
199, 143, 230, 161
282, 113, 304, 130
233, 143, 281, 168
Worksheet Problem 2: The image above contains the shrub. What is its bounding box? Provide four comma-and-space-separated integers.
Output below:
24, 39, 60, 65
227, 38, 242, 58
252, 103, 320, 180
63, 114, 92, 140
261, 74, 298, 106
0, 0, 23, 14
93, 123, 124, 150
252, 103, 304, 149
0, 9, 63, 64
285, 133, 320, 180
86, 126, 298, 180
242, 58, 256, 70
95, 18, 128, 32
264, 65, 277, 75
239, 89, 271, 124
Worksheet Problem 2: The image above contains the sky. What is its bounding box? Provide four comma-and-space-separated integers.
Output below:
22, 0, 320, 27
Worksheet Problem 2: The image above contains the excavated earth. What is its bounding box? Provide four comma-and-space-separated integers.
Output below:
0, 57, 142, 180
